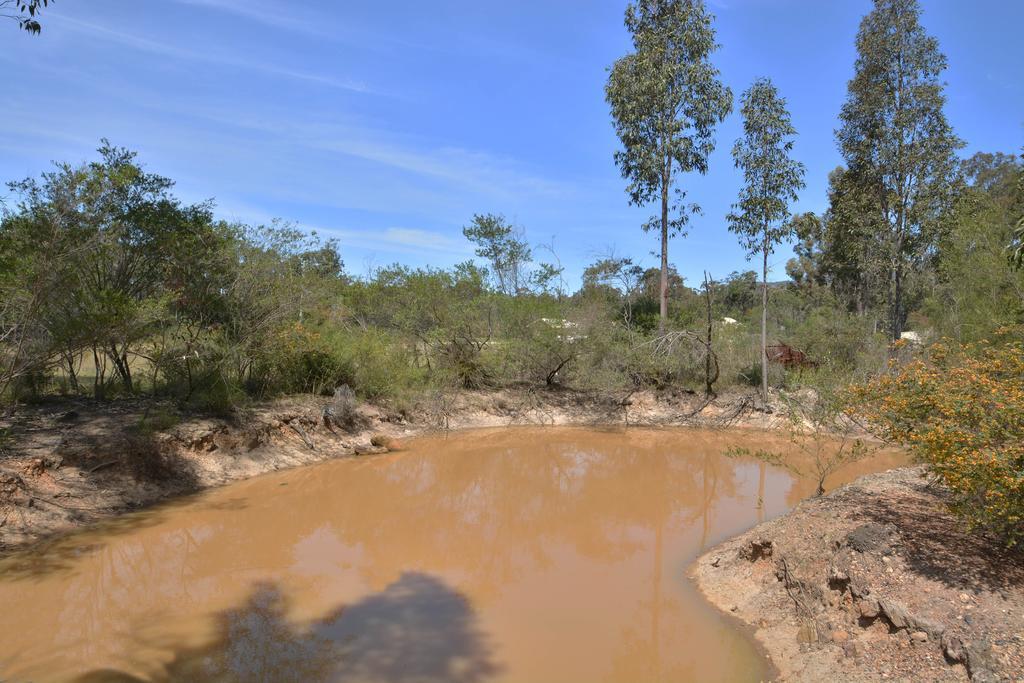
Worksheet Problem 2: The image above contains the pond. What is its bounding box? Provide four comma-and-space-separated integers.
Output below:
0, 426, 905, 682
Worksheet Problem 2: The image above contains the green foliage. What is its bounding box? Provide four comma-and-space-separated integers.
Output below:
729, 77, 806, 401
925, 153, 1024, 340
606, 0, 731, 327
728, 79, 806, 258
462, 213, 531, 296
836, 0, 963, 340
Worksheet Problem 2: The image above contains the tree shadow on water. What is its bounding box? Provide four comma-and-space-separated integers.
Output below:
74, 571, 501, 683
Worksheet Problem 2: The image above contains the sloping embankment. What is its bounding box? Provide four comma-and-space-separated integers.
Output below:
0, 387, 782, 553
691, 467, 1024, 682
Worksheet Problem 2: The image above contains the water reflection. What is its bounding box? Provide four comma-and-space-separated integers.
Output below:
0, 427, 904, 682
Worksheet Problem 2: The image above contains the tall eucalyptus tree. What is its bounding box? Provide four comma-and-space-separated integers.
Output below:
728, 78, 805, 403
606, 0, 732, 332
836, 0, 962, 342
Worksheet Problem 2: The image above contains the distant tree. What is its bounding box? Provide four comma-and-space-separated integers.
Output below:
605, 0, 732, 332
784, 212, 823, 292
4, 141, 213, 394
582, 255, 644, 326
728, 78, 806, 403
2, 0, 50, 34
718, 271, 758, 317
815, 167, 887, 318
462, 213, 531, 296
926, 152, 1024, 340
836, 0, 962, 343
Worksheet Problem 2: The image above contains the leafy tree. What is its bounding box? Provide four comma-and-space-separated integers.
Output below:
717, 270, 758, 318
784, 212, 823, 293
581, 256, 644, 327
925, 152, 1024, 340
813, 167, 888, 318
2, 0, 50, 34
727, 78, 806, 402
4, 141, 211, 394
836, 0, 963, 342
605, 0, 732, 332
462, 213, 531, 296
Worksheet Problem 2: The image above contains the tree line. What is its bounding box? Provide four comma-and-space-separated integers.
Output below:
1, 0, 1022, 415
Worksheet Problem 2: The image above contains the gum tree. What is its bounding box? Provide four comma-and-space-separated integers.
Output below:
605, 0, 731, 332
728, 78, 805, 404
836, 0, 962, 342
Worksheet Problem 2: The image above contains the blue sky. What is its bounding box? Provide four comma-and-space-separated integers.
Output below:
2, 0, 1022, 287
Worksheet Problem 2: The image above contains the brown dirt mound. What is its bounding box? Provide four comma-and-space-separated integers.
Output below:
692, 467, 1024, 682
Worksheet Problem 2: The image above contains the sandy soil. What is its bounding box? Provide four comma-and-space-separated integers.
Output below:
0, 387, 783, 552
692, 467, 1024, 682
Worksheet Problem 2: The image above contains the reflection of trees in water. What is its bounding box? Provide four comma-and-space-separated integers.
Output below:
74, 572, 499, 683
284, 430, 747, 595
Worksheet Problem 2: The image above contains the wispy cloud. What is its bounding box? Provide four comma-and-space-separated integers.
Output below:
170, 0, 330, 37
160, 103, 572, 200
320, 227, 472, 256
52, 14, 373, 93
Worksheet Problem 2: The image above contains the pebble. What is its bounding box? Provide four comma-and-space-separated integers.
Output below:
831, 630, 850, 643
911, 631, 928, 643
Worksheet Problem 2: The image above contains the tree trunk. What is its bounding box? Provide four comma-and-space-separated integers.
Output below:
703, 271, 716, 397
659, 172, 669, 334
761, 240, 769, 407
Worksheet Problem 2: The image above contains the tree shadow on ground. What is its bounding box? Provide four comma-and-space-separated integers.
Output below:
854, 482, 1024, 594
74, 571, 501, 683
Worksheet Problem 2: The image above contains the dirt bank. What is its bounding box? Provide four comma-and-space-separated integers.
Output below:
692, 467, 1024, 682
0, 387, 783, 553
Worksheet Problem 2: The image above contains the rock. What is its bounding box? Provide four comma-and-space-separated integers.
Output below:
964, 639, 999, 683
370, 434, 394, 449
831, 630, 850, 643
842, 641, 862, 659
879, 599, 912, 630
845, 523, 896, 554
942, 633, 966, 663
857, 598, 880, 619
911, 631, 928, 643
20, 458, 47, 476
739, 539, 774, 562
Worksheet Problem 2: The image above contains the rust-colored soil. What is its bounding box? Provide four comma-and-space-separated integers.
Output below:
692, 467, 1024, 682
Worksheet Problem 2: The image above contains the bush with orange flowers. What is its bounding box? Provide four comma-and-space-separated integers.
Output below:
848, 333, 1024, 547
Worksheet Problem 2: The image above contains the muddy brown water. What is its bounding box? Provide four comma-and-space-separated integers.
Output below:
0, 427, 905, 682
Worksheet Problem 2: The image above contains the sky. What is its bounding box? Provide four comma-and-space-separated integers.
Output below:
2, 0, 1022, 287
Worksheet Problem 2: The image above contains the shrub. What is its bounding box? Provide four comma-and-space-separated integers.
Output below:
848, 335, 1024, 547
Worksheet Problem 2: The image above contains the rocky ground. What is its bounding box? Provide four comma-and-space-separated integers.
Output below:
0, 386, 784, 552
692, 467, 1024, 682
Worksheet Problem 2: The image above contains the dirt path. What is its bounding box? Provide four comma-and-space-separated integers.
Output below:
0, 387, 783, 552
692, 467, 1024, 682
